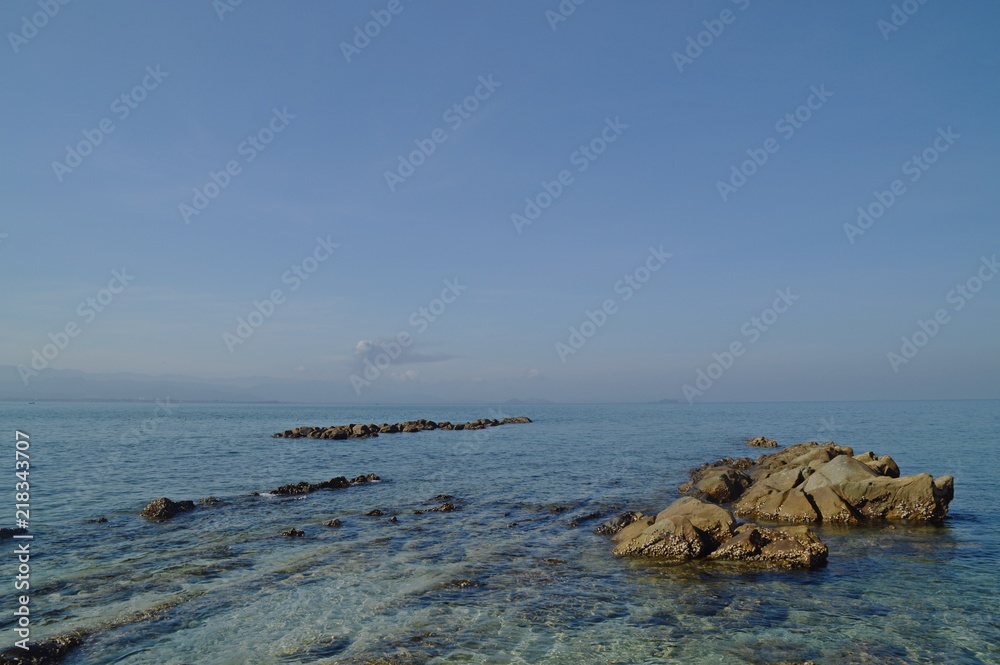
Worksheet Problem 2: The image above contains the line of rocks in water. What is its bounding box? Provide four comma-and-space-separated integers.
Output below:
139, 473, 381, 521
601, 439, 956, 570
272, 416, 531, 439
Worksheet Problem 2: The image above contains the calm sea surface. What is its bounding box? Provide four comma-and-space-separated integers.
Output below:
1, 401, 998, 664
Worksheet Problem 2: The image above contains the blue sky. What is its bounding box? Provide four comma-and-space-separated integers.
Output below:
2, 0, 998, 403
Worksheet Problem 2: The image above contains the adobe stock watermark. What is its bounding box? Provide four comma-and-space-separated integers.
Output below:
18, 269, 135, 385
556, 246, 672, 363
179, 107, 295, 224
681, 288, 799, 403
349, 278, 467, 394
877, 0, 930, 41
213, 0, 244, 21
340, 0, 412, 63
51, 65, 169, 183
7, 0, 71, 54
887, 254, 997, 373
511, 116, 628, 234
545, 0, 587, 31
384, 75, 501, 192
427, 406, 512, 485
843, 126, 959, 244
223, 236, 339, 353
717, 84, 833, 202
673, 0, 751, 73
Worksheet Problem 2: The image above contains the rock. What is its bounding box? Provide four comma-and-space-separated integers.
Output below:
613, 514, 710, 560
89, 516, 109, 524
726, 443, 951, 524
323, 519, 341, 528
447, 579, 484, 588
802, 455, 879, 493
594, 511, 642, 535
748, 436, 778, 447
690, 468, 752, 503
350, 473, 380, 485
199, 497, 221, 506
544, 558, 566, 565
273, 416, 531, 439
0, 632, 84, 663
614, 498, 736, 560
806, 485, 858, 523
839, 473, 953, 521
280, 528, 305, 538
389, 516, 399, 523
429, 502, 457, 512
775, 488, 821, 522
855, 451, 900, 478
656, 497, 736, 545
568, 511, 602, 527
611, 514, 656, 544
710, 524, 827, 568
272, 476, 350, 496
140, 497, 195, 522
366, 509, 385, 517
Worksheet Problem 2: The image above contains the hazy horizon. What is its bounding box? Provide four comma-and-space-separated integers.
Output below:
4, 1, 999, 404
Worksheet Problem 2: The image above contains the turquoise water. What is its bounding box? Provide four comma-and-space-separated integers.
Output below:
2, 401, 998, 664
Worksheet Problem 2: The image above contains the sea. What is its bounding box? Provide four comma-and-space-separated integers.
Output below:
1, 400, 997, 664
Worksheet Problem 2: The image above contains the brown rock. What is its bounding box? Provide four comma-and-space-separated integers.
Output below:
710, 523, 827, 569
613, 514, 709, 560
140, 497, 195, 522
839, 473, 953, 521
691, 468, 752, 503
807, 485, 858, 523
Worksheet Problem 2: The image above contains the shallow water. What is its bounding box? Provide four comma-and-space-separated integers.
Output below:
2, 401, 998, 664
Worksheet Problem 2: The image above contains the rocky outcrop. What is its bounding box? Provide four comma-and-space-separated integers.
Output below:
271, 473, 378, 496
611, 497, 826, 569
683, 441, 953, 524
272, 416, 532, 439
140, 497, 195, 522
748, 436, 778, 447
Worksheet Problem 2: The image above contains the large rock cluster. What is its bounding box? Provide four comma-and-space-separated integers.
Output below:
682, 442, 953, 523
607, 440, 955, 570
272, 416, 531, 439
609, 497, 827, 569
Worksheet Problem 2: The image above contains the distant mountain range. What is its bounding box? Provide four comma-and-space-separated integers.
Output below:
0, 366, 561, 405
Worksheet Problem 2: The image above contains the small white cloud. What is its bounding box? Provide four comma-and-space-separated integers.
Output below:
527, 368, 541, 378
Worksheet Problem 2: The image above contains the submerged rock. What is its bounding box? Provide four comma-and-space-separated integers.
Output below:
366, 509, 385, 517
280, 528, 305, 538
594, 511, 642, 535
272, 476, 350, 496
0, 631, 84, 663
323, 519, 342, 528
140, 497, 195, 522
748, 436, 778, 448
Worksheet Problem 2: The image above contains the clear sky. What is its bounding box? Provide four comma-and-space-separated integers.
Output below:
2, 0, 998, 403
